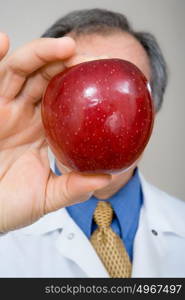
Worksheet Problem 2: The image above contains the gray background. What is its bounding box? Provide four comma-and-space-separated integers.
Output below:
0, 0, 184, 200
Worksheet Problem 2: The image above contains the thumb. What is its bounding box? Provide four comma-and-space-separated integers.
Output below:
45, 171, 112, 213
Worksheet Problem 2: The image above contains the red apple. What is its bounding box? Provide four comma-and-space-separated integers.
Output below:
41, 58, 154, 173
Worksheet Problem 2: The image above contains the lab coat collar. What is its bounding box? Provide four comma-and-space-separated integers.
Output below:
16, 198, 109, 277
16, 208, 69, 235
139, 173, 185, 238
17, 172, 185, 238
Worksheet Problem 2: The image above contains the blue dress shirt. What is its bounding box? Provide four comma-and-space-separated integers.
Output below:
54, 164, 143, 262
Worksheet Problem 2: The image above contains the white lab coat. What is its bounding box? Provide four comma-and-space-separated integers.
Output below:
0, 174, 185, 277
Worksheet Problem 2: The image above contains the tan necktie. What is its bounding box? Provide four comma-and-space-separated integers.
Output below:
90, 201, 132, 278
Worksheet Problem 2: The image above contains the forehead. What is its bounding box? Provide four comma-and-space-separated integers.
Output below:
73, 32, 151, 80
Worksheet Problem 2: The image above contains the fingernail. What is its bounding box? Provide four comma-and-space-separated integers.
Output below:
86, 191, 94, 198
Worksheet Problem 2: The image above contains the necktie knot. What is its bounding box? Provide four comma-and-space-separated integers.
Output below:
93, 201, 113, 228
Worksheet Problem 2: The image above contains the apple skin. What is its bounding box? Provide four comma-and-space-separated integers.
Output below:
41, 58, 154, 174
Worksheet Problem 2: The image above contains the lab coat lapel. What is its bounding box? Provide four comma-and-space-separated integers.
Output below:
132, 175, 168, 277
131, 207, 164, 277
132, 174, 185, 277
55, 209, 109, 278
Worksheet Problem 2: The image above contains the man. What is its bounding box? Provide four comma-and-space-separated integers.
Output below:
0, 9, 185, 277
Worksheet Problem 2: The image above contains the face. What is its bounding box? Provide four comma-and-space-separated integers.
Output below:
58, 31, 152, 198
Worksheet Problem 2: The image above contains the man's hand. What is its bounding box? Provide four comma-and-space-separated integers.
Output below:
0, 34, 111, 232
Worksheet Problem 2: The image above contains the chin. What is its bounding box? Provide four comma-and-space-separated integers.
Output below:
93, 164, 137, 199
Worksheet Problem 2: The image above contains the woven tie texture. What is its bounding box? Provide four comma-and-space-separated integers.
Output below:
90, 201, 132, 278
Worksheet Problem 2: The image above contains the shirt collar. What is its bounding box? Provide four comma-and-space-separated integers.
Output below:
66, 197, 98, 238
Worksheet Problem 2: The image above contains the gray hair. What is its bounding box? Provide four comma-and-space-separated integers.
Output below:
42, 8, 168, 112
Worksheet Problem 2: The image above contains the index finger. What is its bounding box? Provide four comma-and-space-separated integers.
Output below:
0, 32, 9, 60
0, 36, 76, 100
64, 54, 109, 68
